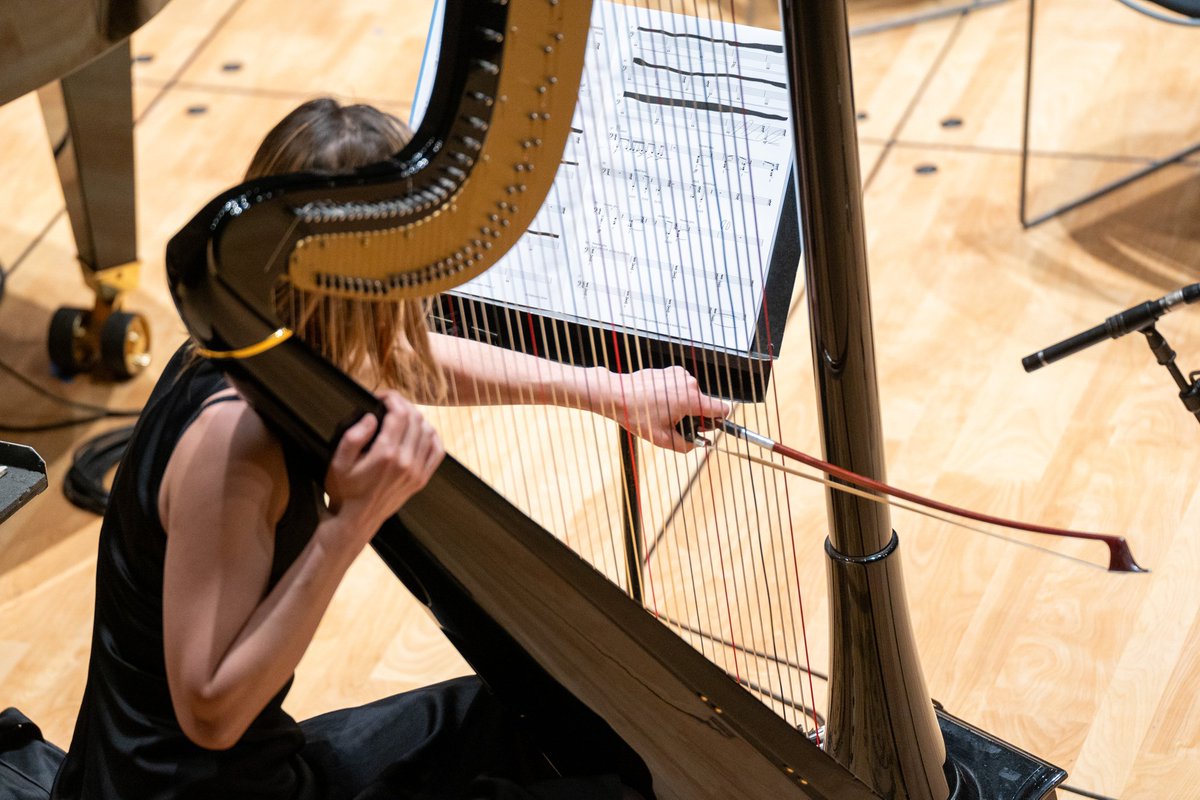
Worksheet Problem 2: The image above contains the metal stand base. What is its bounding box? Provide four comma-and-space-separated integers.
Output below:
938, 707, 1066, 800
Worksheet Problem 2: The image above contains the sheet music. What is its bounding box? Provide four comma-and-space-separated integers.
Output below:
412, 2, 794, 354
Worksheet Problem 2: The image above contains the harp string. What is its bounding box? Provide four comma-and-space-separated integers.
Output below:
701, 0, 806, 728
422, 0, 825, 731
648, 0, 813, 730
606, 0, 809, 728
600, 0, 803, 726
595, 0, 735, 678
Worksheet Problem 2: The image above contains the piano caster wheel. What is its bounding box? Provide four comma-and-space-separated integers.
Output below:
47, 306, 151, 379
48, 306, 95, 377
99, 310, 151, 380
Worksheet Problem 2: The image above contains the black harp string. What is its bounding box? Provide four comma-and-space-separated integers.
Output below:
652, 0, 751, 692
531, 12, 634, 593
696, 0, 801, 729
637, 0, 808, 728
511, 7, 633, 594
661, 0, 810, 730
590, 3, 667, 612
606, 1, 684, 626
619, 0, 735, 680
727, 1, 823, 738
565, 2, 674, 637
604, 1, 679, 611
605, 0, 743, 714
684, 0, 764, 710
435, 0, 815, 731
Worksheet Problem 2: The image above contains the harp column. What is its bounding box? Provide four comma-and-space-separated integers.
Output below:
778, 2, 950, 799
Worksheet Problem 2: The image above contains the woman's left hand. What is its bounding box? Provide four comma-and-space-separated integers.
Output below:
598, 366, 731, 453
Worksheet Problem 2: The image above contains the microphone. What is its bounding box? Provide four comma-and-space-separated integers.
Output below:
1022, 283, 1200, 372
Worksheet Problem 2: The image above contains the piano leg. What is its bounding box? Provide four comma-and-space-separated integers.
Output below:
38, 40, 150, 380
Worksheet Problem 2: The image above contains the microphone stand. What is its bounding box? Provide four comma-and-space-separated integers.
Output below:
1139, 324, 1200, 426
1023, 283, 1200, 426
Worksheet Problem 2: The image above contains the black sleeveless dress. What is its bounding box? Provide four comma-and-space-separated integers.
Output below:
50, 346, 623, 800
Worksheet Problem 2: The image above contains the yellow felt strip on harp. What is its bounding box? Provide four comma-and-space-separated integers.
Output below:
194, 328, 294, 360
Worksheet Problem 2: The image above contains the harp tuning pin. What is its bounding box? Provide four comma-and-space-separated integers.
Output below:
461, 135, 482, 151
477, 27, 504, 43
467, 116, 489, 131
472, 59, 500, 76
470, 91, 494, 107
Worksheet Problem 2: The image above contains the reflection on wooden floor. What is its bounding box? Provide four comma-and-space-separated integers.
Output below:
2, 1, 1200, 797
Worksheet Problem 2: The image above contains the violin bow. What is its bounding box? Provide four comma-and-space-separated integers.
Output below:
690, 418, 1146, 574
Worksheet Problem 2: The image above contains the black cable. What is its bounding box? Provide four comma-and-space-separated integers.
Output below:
1057, 785, 1120, 800
62, 424, 136, 515
1115, 0, 1200, 24
0, 414, 112, 433
0, 351, 142, 432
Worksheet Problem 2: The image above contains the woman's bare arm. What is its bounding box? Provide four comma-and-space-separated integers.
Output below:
427, 332, 730, 452
160, 392, 441, 749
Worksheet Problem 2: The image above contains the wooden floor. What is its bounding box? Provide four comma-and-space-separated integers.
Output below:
3, 0, 1200, 797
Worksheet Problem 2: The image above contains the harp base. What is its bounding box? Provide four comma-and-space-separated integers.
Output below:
937, 707, 1067, 800
825, 532, 950, 799
824, 530, 1066, 800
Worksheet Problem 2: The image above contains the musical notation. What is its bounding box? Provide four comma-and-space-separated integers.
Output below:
413, 0, 795, 353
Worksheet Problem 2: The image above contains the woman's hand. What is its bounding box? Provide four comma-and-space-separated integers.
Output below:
323, 391, 444, 548
600, 366, 731, 453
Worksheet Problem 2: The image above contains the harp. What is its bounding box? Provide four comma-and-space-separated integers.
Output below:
166, 2, 1067, 798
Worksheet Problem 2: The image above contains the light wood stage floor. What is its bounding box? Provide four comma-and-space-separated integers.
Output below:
1, 0, 1199, 797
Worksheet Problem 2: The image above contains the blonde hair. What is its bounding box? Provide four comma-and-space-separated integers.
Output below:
245, 97, 444, 400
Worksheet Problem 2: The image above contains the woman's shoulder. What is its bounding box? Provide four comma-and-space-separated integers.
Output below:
157, 392, 291, 531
